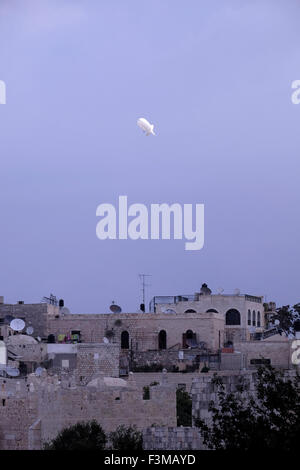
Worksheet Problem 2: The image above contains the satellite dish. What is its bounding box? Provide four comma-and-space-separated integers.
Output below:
6, 367, 20, 377
10, 318, 25, 332
60, 307, 70, 315
163, 308, 176, 314
4, 315, 14, 324
234, 288, 240, 296
217, 287, 224, 295
35, 367, 45, 377
26, 326, 34, 335
110, 302, 122, 313
103, 337, 109, 344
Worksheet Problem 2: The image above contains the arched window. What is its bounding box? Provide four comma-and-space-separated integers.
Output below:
206, 309, 219, 313
257, 311, 261, 327
186, 329, 194, 339
182, 329, 196, 348
225, 309, 241, 326
252, 310, 256, 326
121, 331, 129, 349
185, 309, 196, 313
248, 309, 251, 326
158, 330, 167, 350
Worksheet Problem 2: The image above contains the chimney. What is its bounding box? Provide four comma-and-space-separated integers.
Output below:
0, 296, 4, 305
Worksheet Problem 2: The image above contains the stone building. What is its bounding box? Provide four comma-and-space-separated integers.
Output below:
0, 284, 265, 352
0, 283, 297, 450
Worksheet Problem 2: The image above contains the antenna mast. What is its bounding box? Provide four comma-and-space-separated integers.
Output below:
139, 274, 151, 312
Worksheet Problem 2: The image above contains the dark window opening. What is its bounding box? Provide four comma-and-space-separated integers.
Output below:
121, 331, 129, 349
225, 309, 241, 326
158, 330, 167, 350
182, 330, 197, 348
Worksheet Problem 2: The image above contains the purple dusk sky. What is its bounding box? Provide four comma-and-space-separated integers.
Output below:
0, 0, 299, 313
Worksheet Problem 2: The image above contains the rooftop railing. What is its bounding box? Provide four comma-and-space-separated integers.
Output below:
149, 293, 262, 312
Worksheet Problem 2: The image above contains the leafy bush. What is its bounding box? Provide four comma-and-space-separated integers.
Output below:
176, 388, 192, 426
109, 425, 143, 451
44, 420, 106, 450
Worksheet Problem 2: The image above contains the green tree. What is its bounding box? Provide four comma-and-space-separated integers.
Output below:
268, 304, 300, 336
44, 420, 106, 450
176, 388, 192, 426
195, 365, 300, 450
109, 425, 143, 451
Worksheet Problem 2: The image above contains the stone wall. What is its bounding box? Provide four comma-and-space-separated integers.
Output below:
143, 426, 204, 450
0, 389, 38, 450
191, 371, 256, 424
129, 349, 220, 372
234, 339, 292, 369
125, 372, 201, 392
32, 371, 176, 448
75, 343, 119, 384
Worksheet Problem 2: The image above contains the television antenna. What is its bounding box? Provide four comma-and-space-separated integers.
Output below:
139, 274, 151, 312
42, 293, 58, 306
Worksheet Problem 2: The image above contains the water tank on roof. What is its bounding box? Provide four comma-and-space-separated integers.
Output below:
200, 283, 212, 295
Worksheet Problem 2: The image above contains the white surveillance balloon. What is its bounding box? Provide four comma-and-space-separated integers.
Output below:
137, 117, 155, 136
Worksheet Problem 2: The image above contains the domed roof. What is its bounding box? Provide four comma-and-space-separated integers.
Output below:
104, 377, 127, 388
87, 376, 127, 389
6, 334, 38, 346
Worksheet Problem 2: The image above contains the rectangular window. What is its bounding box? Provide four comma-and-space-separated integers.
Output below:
62, 359, 69, 368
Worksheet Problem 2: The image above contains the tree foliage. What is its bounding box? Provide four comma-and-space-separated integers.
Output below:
109, 425, 143, 451
176, 387, 192, 426
269, 304, 300, 336
44, 420, 106, 450
195, 365, 300, 450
